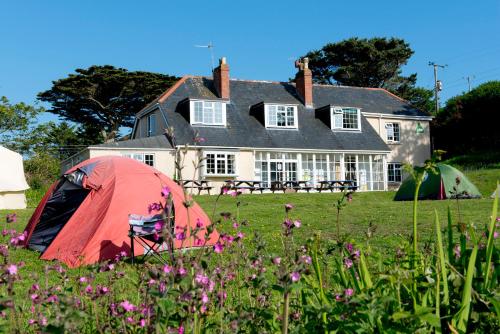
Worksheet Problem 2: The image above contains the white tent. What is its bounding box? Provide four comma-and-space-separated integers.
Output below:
0, 146, 29, 209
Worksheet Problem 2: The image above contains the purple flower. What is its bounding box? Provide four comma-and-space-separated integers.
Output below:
175, 232, 186, 241
6, 213, 17, 223
453, 244, 461, 259
301, 255, 312, 264
345, 243, 354, 253
7, 264, 17, 275
282, 219, 292, 229
196, 218, 204, 228
201, 292, 209, 304
178, 267, 187, 276
85, 285, 93, 294
148, 202, 161, 213
120, 300, 136, 312
344, 288, 354, 297
290, 272, 300, 282
178, 325, 185, 334
195, 274, 209, 286
161, 186, 170, 198
0, 245, 8, 257
140, 319, 146, 327
344, 258, 353, 269
352, 249, 360, 259
213, 242, 224, 254
154, 221, 163, 231
293, 220, 301, 228
285, 203, 294, 211
194, 238, 203, 246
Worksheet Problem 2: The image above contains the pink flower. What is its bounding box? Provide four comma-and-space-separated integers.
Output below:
85, 285, 93, 294
127, 317, 134, 323
221, 234, 234, 244
30, 294, 39, 301
301, 255, 312, 264
237, 232, 244, 239
79, 277, 87, 283
148, 202, 161, 213
230, 191, 239, 197
163, 265, 172, 273
290, 272, 300, 282
344, 288, 354, 297
161, 186, 170, 198
345, 243, 354, 253
175, 232, 186, 241
6, 213, 17, 223
140, 319, 146, 327
120, 300, 136, 312
293, 220, 301, 228
335, 294, 342, 302
28, 319, 36, 325
195, 274, 209, 286
285, 203, 294, 211
201, 292, 209, 304
494, 231, 499, 239
178, 325, 185, 334
178, 267, 187, 276
196, 218, 204, 228
46, 295, 59, 303
454, 244, 461, 259
233, 222, 239, 229
344, 258, 353, 269
213, 242, 224, 254
272, 257, 281, 265
7, 264, 17, 275
154, 221, 163, 231
194, 238, 203, 246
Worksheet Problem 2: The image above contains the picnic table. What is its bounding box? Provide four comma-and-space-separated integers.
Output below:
283, 180, 313, 193
224, 180, 267, 194
315, 180, 357, 192
177, 180, 213, 195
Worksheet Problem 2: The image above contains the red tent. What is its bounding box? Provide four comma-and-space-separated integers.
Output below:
23, 156, 219, 267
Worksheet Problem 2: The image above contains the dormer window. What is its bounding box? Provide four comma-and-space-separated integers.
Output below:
265, 104, 298, 129
190, 100, 226, 126
331, 107, 361, 131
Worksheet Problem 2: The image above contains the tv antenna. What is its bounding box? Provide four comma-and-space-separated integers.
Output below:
195, 42, 215, 71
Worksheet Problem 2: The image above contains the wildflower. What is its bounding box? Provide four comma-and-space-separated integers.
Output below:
30, 284, 40, 292
290, 272, 300, 282
161, 186, 170, 198
0, 245, 8, 257
494, 231, 499, 239
233, 222, 239, 229
221, 234, 234, 244
127, 317, 134, 324
46, 295, 59, 303
30, 294, 39, 302
345, 243, 354, 253
175, 232, 186, 241
272, 257, 281, 265
194, 238, 203, 246
230, 191, 240, 197
7, 264, 17, 275
6, 213, 17, 223
213, 242, 224, 254
220, 212, 231, 220
352, 249, 361, 259
140, 319, 146, 327
301, 255, 312, 264
293, 220, 302, 228
40, 316, 47, 326
195, 274, 209, 286
79, 277, 87, 283
178, 267, 187, 276
196, 218, 204, 228
148, 202, 161, 213
344, 258, 353, 269
221, 186, 230, 195
28, 319, 36, 325
85, 285, 93, 294
285, 203, 294, 212
154, 221, 163, 231
178, 325, 185, 334
201, 292, 209, 304
282, 219, 292, 229
237, 231, 244, 239
453, 244, 461, 259
120, 300, 136, 312
344, 288, 354, 297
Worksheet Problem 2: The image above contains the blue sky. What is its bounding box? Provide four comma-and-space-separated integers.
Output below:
1, 0, 499, 124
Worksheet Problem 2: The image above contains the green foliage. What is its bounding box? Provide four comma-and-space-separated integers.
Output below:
38, 65, 178, 142
0, 96, 43, 146
302, 37, 434, 113
23, 151, 60, 189
433, 81, 500, 155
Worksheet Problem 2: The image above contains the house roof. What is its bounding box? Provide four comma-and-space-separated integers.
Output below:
92, 134, 173, 149
146, 77, 406, 152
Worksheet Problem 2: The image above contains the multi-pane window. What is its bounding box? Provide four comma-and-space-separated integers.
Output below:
123, 153, 155, 167
386, 123, 400, 142
331, 107, 361, 130
191, 101, 225, 125
205, 152, 236, 175
266, 105, 297, 128
387, 162, 402, 182
147, 114, 156, 137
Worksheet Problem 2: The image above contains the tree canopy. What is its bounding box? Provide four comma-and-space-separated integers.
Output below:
302, 37, 434, 113
432, 81, 500, 155
38, 65, 179, 142
0, 96, 43, 145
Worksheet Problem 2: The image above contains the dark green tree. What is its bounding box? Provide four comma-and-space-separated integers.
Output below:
38, 65, 178, 142
302, 37, 434, 113
432, 81, 500, 155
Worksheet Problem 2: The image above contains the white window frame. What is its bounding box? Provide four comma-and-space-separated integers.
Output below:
330, 106, 362, 131
387, 162, 402, 183
264, 104, 298, 129
147, 114, 156, 137
385, 122, 400, 143
123, 153, 155, 167
203, 151, 237, 176
189, 100, 227, 126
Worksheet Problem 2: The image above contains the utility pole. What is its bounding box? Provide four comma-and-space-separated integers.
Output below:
463, 75, 475, 92
428, 62, 447, 114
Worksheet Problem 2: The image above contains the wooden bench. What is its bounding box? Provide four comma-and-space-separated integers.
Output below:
315, 180, 357, 192
177, 180, 213, 195
225, 180, 268, 194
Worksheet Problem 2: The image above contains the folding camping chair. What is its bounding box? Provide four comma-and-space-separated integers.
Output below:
128, 212, 174, 264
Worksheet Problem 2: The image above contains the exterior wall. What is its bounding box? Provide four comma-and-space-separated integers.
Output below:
135, 108, 167, 139
0, 191, 27, 210
365, 116, 431, 165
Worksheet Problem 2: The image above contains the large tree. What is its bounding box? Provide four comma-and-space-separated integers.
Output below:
303, 37, 434, 113
0, 96, 43, 145
38, 66, 178, 142
432, 81, 500, 155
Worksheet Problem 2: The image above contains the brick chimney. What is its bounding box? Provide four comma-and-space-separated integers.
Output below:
295, 57, 313, 108
213, 57, 230, 99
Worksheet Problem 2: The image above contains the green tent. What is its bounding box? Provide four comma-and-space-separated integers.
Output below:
394, 163, 482, 201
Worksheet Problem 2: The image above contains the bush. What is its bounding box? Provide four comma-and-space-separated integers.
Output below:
24, 152, 60, 189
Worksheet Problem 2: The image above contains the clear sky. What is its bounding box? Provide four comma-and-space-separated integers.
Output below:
1, 0, 499, 124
